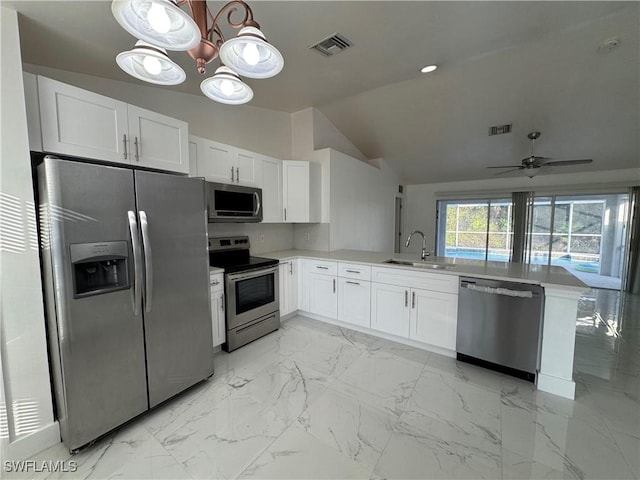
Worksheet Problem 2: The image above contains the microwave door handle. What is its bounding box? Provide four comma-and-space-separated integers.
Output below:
139, 211, 153, 313
127, 211, 142, 316
254, 192, 261, 216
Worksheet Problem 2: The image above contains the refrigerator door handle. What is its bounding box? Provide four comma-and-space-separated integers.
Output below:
139, 211, 153, 313
127, 210, 142, 315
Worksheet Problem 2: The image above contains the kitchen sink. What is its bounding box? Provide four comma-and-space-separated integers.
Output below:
383, 259, 454, 270
383, 259, 414, 265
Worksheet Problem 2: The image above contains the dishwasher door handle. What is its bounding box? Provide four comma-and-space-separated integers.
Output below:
461, 282, 537, 298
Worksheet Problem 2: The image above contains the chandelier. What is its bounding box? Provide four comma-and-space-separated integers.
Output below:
111, 0, 284, 105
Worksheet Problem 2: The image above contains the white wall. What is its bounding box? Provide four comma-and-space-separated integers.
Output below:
23, 64, 292, 160
327, 149, 399, 251
403, 168, 640, 256
312, 109, 367, 163
0, 7, 59, 461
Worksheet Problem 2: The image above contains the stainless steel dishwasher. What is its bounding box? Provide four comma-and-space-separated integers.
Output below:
457, 277, 544, 382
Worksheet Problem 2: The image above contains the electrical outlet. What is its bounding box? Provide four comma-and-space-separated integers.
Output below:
260, 234, 265, 243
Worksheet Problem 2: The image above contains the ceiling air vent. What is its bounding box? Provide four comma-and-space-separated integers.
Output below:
309, 33, 353, 57
489, 124, 512, 136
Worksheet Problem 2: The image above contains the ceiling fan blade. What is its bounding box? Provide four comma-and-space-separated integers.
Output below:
543, 159, 593, 166
493, 167, 524, 176
487, 165, 524, 169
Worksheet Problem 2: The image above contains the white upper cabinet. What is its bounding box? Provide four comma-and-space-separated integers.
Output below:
282, 161, 321, 223
190, 137, 260, 186
126, 105, 189, 173
38, 76, 129, 164
35, 76, 188, 173
261, 156, 283, 223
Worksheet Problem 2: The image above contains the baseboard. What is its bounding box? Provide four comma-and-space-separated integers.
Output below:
7, 421, 61, 460
537, 372, 576, 400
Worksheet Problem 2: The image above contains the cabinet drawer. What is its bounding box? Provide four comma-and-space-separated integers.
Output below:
371, 267, 458, 294
305, 259, 337, 276
338, 263, 371, 281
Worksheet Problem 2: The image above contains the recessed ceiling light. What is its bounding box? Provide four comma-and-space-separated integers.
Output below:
421, 65, 437, 73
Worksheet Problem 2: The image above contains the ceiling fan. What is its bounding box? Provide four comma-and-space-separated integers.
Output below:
489, 131, 593, 177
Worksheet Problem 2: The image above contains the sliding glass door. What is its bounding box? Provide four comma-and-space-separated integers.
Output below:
525, 193, 629, 290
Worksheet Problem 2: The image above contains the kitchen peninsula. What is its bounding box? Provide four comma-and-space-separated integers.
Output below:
269, 249, 587, 400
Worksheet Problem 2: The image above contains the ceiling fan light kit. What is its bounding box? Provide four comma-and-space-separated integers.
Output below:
111, 0, 284, 104
489, 131, 593, 178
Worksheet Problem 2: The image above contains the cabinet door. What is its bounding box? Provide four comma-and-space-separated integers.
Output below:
211, 289, 226, 347
410, 289, 458, 350
338, 278, 371, 328
261, 156, 283, 222
188, 136, 201, 177
127, 105, 189, 173
308, 273, 337, 319
289, 259, 298, 313
279, 263, 290, 316
38, 76, 129, 164
235, 150, 259, 186
282, 161, 309, 222
198, 140, 234, 183
370, 283, 410, 338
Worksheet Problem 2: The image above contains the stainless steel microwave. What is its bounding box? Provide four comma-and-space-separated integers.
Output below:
206, 182, 262, 223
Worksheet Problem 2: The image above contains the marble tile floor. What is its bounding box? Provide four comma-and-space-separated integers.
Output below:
13, 290, 639, 479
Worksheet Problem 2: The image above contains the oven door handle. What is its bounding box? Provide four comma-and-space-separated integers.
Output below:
226, 265, 278, 282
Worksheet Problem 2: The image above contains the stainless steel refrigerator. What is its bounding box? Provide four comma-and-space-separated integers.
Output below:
37, 156, 213, 451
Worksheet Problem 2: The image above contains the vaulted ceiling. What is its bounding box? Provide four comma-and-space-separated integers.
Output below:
6, 1, 639, 183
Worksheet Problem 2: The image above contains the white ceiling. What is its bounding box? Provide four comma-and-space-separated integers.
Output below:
6, 1, 640, 183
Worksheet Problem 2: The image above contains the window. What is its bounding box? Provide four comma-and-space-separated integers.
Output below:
437, 198, 513, 261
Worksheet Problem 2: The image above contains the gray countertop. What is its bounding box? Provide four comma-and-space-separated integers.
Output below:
264, 249, 588, 292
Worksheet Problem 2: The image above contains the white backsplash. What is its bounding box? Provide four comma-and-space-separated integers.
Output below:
293, 223, 330, 251
207, 223, 295, 254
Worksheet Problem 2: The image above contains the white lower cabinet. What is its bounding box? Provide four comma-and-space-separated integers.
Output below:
410, 288, 458, 350
370, 283, 411, 337
337, 277, 370, 328
308, 273, 337, 319
298, 260, 458, 353
210, 272, 225, 347
279, 260, 298, 317
371, 267, 458, 349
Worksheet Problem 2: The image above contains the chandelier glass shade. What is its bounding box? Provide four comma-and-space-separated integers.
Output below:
111, 0, 284, 105
111, 0, 201, 50
200, 66, 254, 104
116, 41, 186, 85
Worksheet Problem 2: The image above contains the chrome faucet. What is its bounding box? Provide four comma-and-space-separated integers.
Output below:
405, 230, 430, 260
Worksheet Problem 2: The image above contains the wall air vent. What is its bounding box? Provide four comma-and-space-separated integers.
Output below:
489, 124, 512, 136
308, 33, 353, 57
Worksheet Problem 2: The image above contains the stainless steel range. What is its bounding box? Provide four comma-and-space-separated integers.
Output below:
209, 236, 280, 352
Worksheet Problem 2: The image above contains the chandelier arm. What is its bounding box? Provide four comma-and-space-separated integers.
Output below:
211, 0, 259, 32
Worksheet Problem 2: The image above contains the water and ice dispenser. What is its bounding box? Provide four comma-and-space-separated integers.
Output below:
70, 241, 130, 298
